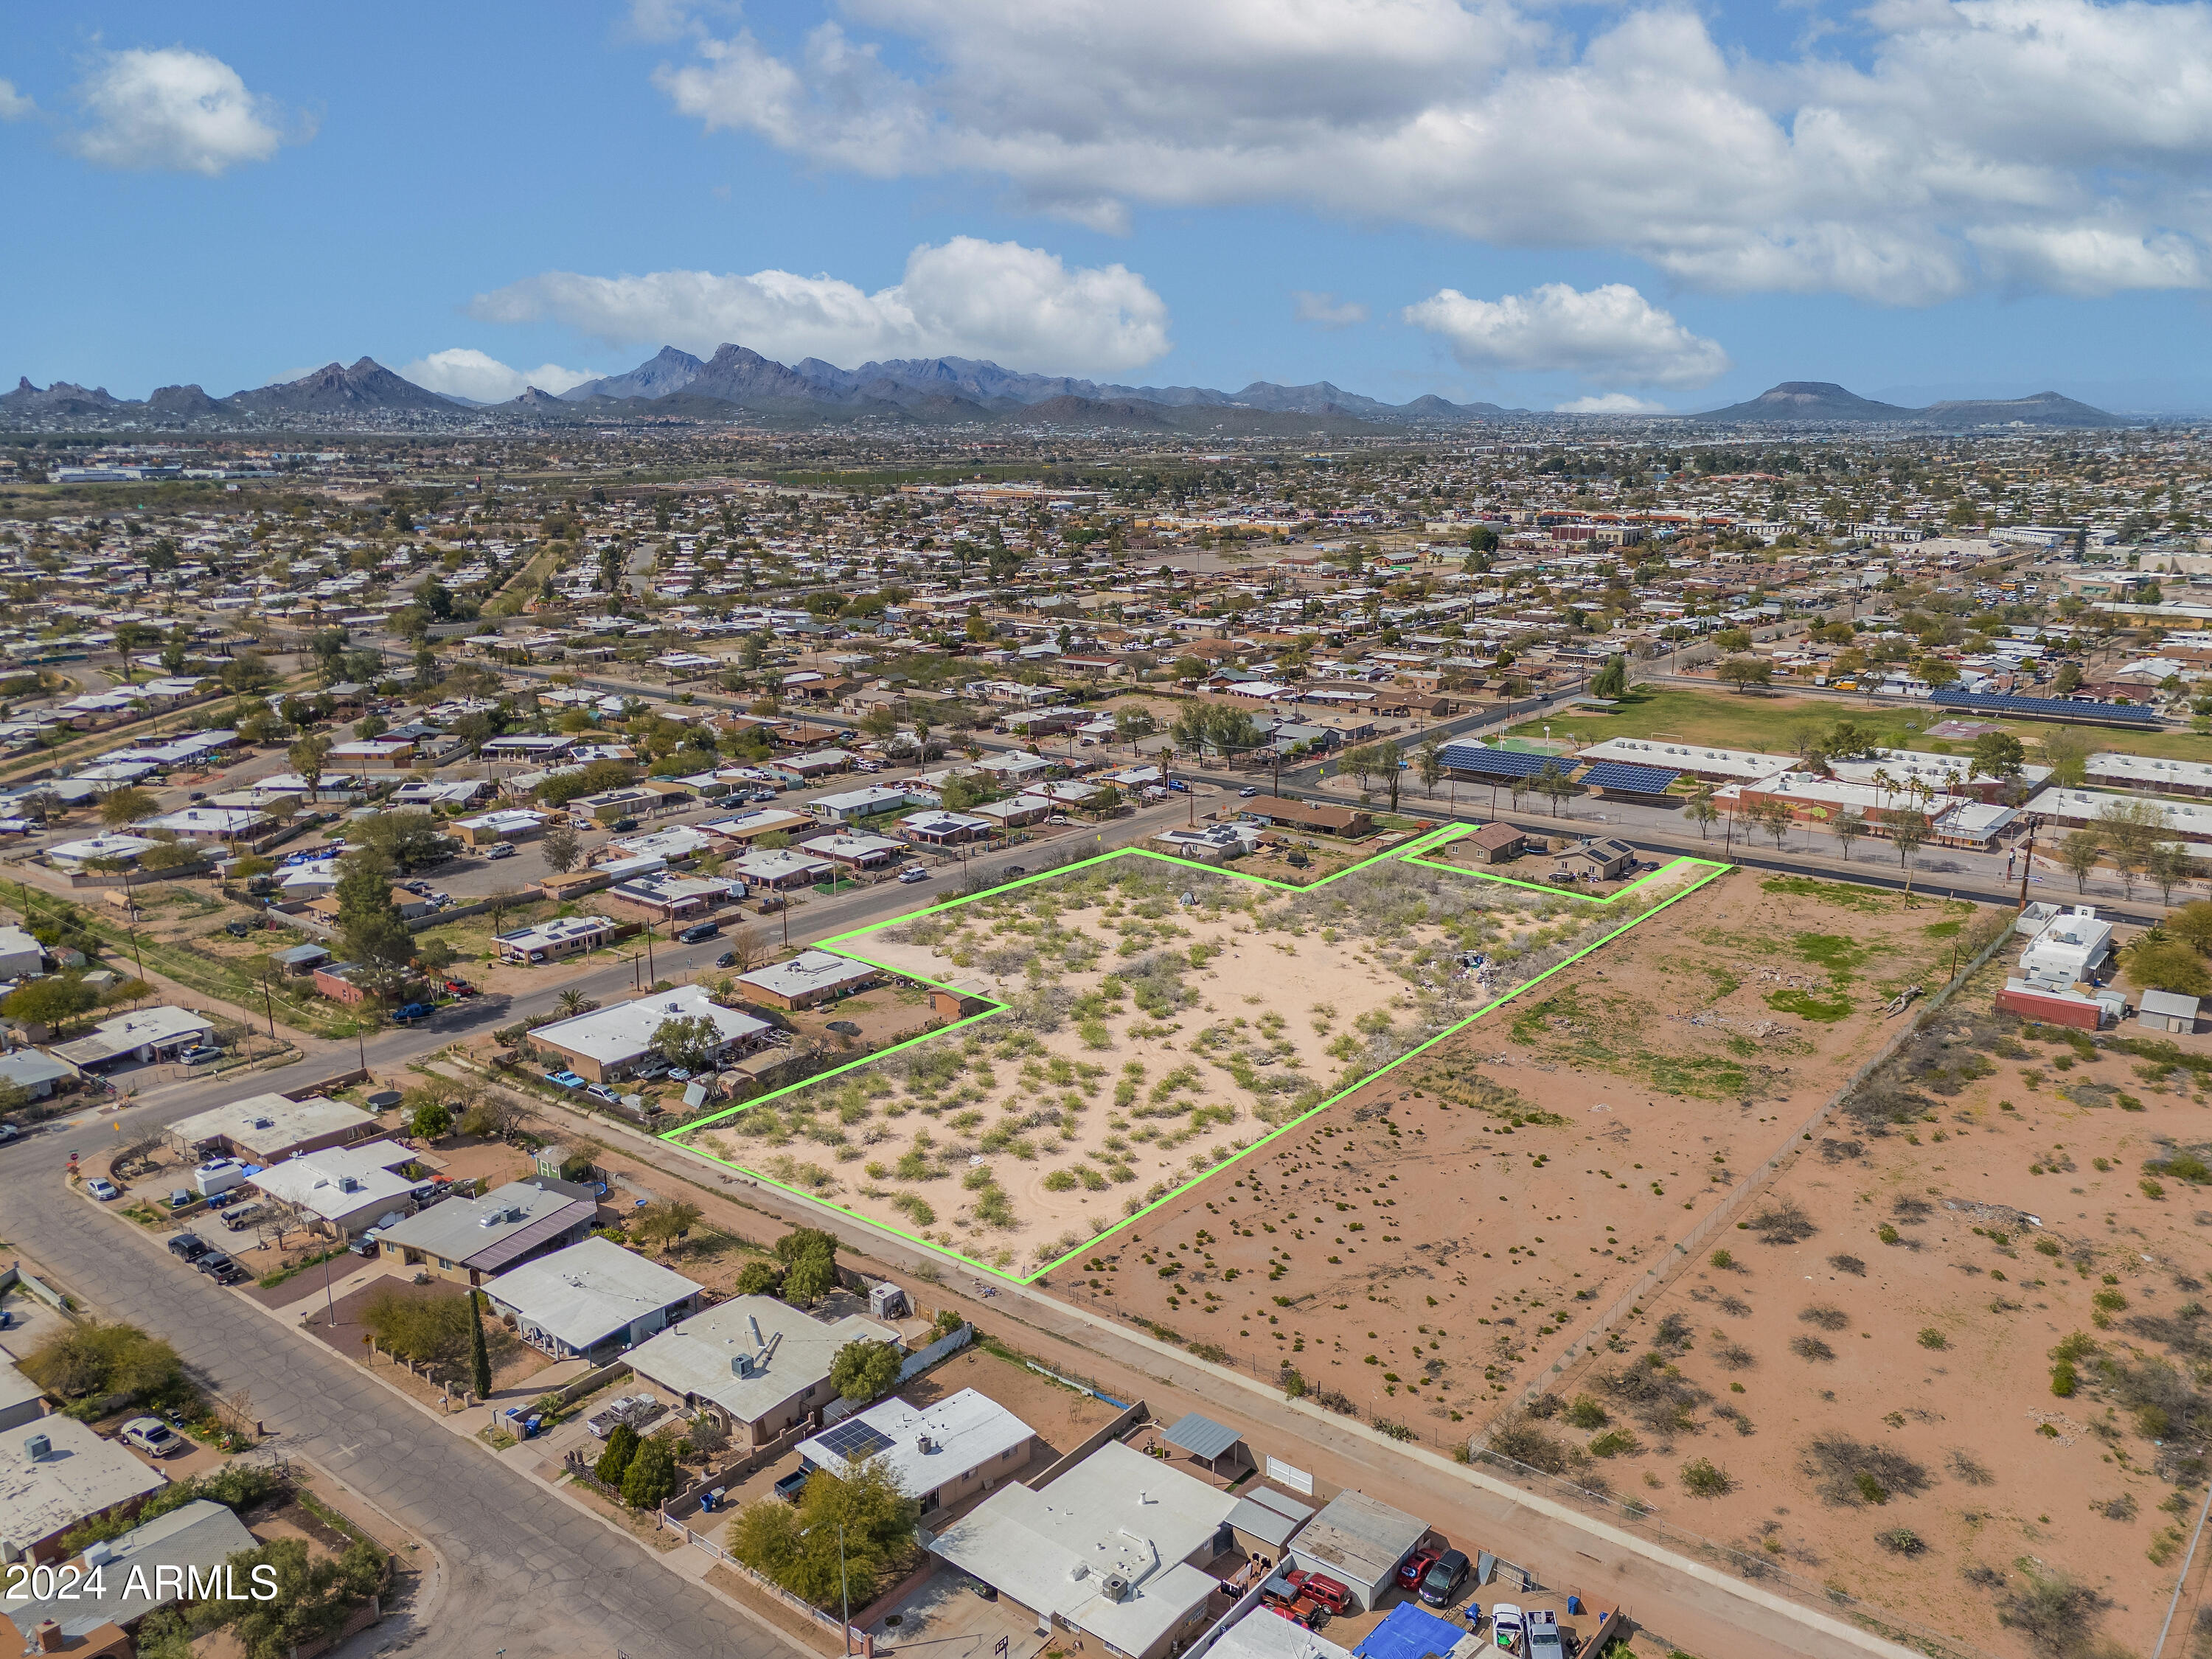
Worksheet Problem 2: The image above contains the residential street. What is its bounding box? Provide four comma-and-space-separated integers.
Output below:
0, 1113, 810, 1659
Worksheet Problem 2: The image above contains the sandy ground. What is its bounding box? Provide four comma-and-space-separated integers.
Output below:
678, 851, 1691, 1273
1523, 947, 2212, 1659
1051, 872, 1975, 1442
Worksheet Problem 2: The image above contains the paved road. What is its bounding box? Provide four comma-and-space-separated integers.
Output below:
0, 1116, 807, 1659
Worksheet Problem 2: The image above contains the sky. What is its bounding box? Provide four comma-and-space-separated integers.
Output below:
9, 0, 2212, 414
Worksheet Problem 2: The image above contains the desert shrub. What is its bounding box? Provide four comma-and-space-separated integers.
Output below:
1526, 1391, 1565, 1419
1679, 1458, 1733, 1497
1712, 1341, 1756, 1371
1798, 1306, 1849, 1332
1876, 1527, 1927, 1556
1803, 1437, 1932, 1506
1488, 1414, 1572, 1475
1994, 1569, 2112, 1659
1790, 1335, 1836, 1362
1708, 1249, 1734, 1270
1918, 1328, 1947, 1349
621, 1436, 680, 1509
1947, 1449, 1993, 1485
1587, 1429, 1639, 1458
1565, 1395, 1609, 1430
362, 1290, 479, 1383
18, 1321, 187, 1411
1746, 1199, 1816, 1244
1828, 1253, 1866, 1276
1596, 1360, 1711, 1436
1652, 1312, 1695, 1353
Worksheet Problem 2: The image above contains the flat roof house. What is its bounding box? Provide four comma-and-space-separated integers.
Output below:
810, 785, 919, 824
799, 1387, 1036, 1518
625, 1295, 900, 1447
0, 1051, 77, 1100
44, 834, 157, 874
699, 807, 814, 846
529, 984, 772, 1083
484, 1237, 703, 1363
4, 1498, 254, 1649
133, 807, 268, 842
0, 923, 46, 978
453, 809, 546, 848
326, 739, 416, 771
734, 950, 884, 1011
375, 1178, 597, 1286
246, 1138, 421, 1239
0, 1414, 170, 1565
1239, 796, 1371, 838
167, 1092, 380, 1164
49, 1007, 215, 1071
495, 914, 616, 964
730, 848, 835, 891
930, 1441, 1237, 1659
806, 832, 904, 869
1284, 1489, 1429, 1613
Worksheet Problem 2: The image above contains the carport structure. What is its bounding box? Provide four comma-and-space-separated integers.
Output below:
1161, 1411, 1251, 1478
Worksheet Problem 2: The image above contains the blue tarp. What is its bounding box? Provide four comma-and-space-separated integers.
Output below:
1353, 1601, 1464, 1659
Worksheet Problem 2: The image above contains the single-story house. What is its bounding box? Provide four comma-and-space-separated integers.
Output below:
810, 785, 922, 825
0, 1357, 44, 1433
0, 925, 46, 979
49, 1007, 215, 1071
734, 950, 883, 1011
495, 914, 617, 965
246, 1139, 422, 1239
310, 962, 374, 1006
167, 1092, 380, 1164
453, 809, 546, 849
1238, 796, 1371, 838
574, 787, 658, 825
605, 872, 740, 922
764, 750, 855, 786
625, 1295, 900, 1447
1459, 823, 1526, 863
374, 1178, 598, 1287
0, 1048, 74, 1099
805, 832, 904, 870
529, 984, 773, 1083
0, 1415, 169, 1565
1552, 836, 1637, 881
729, 848, 836, 891
326, 739, 416, 771
928, 1441, 1236, 1659
4, 1498, 253, 1649
1284, 1489, 1429, 1613
44, 834, 157, 874
133, 807, 268, 842
699, 807, 814, 846
797, 1387, 1036, 1517
484, 1237, 703, 1363
900, 811, 992, 846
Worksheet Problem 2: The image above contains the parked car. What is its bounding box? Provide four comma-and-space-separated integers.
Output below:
1239, 785, 1261, 798
1286, 1572, 1352, 1616
545, 1071, 586, 1089
585, 1082, 620, 1104
611, 817, 641, 832
177, 1044, 223, 1067
442, 979, 476, 998
349, 1233, 382, 1259
86, 1178, 120, 1200
392, 1002, 436, 1023
773, 1467, 813, 1503
194, 1251, 242, 1280
746, 789, 779, 804
119, 1416, 188, 1458
486, 843, 518, 859
221, 1204, 267, 1232
897, 865, 929, 883
1397, 1549, 1440, 1593
403, 880, 433, 895
167, 1232, 210, 1262
713, 950, 738, 968
1524, 1608, 1563, 1658
677, 922, 720, 944
1487, 1605, 1524, 1651
1419, 1550, 1471, 1607
0, 1123, 20, 1144
222, 920, 257, 938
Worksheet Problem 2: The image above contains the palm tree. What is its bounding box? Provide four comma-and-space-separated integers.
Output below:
554, 989, 598, 1019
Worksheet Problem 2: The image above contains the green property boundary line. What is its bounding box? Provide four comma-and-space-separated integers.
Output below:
662, 824, 1730, 1284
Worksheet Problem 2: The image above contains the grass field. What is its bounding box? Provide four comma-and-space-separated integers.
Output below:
668, 827, 1725, 1284
1509, 684, 2200, 761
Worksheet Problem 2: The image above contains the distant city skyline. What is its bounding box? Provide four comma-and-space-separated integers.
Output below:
9, 1, 2212, 414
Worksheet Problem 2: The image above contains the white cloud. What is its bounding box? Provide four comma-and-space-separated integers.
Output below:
471, 237, 1171, 374
0, 80, 35, 121
1292, 291, 1368, 329
644, 0, 2212, 302
1403, 282, 1728, 387
397, 349, 599, 402
1556, 392, 1670, 414
69, 46, 297, 175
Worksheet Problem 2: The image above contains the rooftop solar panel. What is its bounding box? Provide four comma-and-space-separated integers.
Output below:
816, 1419, 895, 1464
1437, 743, 1558, 779
1579, 760, 1682, 794
1930, 689, 2161, 725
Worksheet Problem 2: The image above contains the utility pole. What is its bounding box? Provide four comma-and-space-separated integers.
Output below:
2017, 814, 2038, 911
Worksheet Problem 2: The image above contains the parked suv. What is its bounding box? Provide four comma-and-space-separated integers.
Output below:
676, 922, 720, 944
1417, 1550, 1470, 1607
167, 1232, 210, 1262
1285, 1571, 1352, 1616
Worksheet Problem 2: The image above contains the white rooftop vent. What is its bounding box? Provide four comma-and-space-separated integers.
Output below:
1101, 1573, 1132, 1602
23, 1434, 51, 1461
479, 1211, 501, 1228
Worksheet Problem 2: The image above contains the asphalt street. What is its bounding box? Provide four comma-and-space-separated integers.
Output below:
1, 1112, 810, 1659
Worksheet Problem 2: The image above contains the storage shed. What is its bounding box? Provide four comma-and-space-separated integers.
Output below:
2140, 989, 2202, 1034
1286, 1489, 1429, 1613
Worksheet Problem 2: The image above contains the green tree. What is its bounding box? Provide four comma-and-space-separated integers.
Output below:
1715, 655, 1773, 693
1533, 759, 1576, 816
2168, 899, 2212, 953
288, 733, 333, 801
98, 785, 159, 828
409, 1098, 453, 1139
1889, 811, 1930, 894
735, 1259, 786, 1295
1833, 810, 1868, 861
1684, 784, 1718, 839
334, 849, 414, 992
2058, 830, 2104, 894
1416, 737, 1444, 798
1589, 655, 1628, 698
594, 1422, 640, 1485
2121, 936, 2212, 999
650, 1014, 724, 1071
621, 1434, 680, 1509
830, 1338, 904, 1403
635, 1199, 703, 1256
349, 810, 450, 874
776, 1227, 839, 1306
2, 975, 99, 1034
1966, 731, 2025, 780
540, 823, 581, 874
2147, 841, 2199, 906
468, 1295, 492, 1399
727, 1453, 919, 1609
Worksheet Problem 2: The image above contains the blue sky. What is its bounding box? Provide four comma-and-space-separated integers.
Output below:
8, 0, 2212, 413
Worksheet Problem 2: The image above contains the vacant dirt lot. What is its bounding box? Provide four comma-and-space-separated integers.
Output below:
1049, 873, 1978, 1441
679, 849, 1706, 1276
1521, 947, 2212, 1659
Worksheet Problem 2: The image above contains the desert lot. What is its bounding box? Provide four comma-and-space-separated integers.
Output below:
678, 846, 1711, 1273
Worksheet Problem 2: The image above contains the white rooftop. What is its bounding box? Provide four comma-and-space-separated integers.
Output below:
0, 1413, 168, 1549
167, 1092, 373, 1155
1206, 1609, 1353, 1659
530, 984, 770, 1066
484, 1237, 702, 1352
627, 1295, 900, 1425
799, 1386, 1034, 1498
735, 950, 880, 1001
247, 1138, 419, 1222
930, 1441, 1237, 1648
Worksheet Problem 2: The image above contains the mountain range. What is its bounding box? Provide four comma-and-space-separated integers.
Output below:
0, 352, 2132, 432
